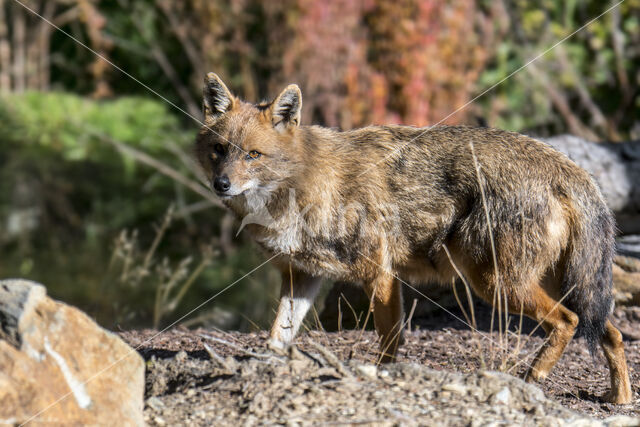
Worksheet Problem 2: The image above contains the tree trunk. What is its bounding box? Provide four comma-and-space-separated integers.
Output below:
0, 0, 11, 91
38, 0, 55, 91
12, 3, 26, 92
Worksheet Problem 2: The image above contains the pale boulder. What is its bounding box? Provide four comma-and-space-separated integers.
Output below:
0, 279, 144, 426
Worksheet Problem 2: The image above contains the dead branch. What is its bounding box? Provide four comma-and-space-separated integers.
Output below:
84, 126, 224, 209
527, 63, 600, 141
308, 341, 355, 380
155, 0, 203, 78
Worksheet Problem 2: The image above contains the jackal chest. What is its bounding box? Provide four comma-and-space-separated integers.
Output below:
255, 228, 360, 279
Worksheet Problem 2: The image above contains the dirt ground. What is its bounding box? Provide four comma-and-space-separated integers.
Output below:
120, 306, 640, 425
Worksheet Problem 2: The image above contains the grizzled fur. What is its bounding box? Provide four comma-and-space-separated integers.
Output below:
195, 73, 631, 404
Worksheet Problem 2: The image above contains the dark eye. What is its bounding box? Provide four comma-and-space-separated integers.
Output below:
246, 150, 261, 160
214, 143, 225, 155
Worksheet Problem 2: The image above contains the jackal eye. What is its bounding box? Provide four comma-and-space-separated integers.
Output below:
246, 150, 261, 160
214, 143, 225, 155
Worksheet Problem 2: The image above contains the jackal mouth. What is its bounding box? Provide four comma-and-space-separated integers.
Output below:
216, 189, 247, 199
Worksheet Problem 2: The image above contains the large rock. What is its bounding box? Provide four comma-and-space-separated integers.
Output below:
613, 256, 640, 306
543, 135, 640, 236
0, 279, 145, 425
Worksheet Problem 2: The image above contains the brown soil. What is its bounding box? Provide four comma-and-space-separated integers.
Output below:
120, 306, 640, 425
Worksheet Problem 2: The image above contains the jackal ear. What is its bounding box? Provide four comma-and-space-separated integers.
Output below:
203, 73, 233, 120
272, 84, 302, 132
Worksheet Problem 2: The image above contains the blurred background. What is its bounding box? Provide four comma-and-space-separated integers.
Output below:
0, 0, 639, 331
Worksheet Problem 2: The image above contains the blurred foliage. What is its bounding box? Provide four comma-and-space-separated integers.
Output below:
0, 93, 279, 330
477, 0, 640, 140
28, 0, 637, 138
0, 0, 639, 330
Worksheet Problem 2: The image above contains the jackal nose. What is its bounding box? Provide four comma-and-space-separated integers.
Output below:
213, 175, 231, 193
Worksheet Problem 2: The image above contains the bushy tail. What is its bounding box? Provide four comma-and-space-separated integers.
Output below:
561, 198, 615, 354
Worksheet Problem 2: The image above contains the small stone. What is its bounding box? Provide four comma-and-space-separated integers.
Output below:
604, 415, 640, 427
175, 350, 188, 362
492, 387, 511, 405
289, 359, 311, 375
146, 397, 165, 411
442, 383, 468, 396
356, 364, 378, 379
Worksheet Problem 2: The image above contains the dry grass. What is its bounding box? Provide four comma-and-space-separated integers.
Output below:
108, 205, 216, 328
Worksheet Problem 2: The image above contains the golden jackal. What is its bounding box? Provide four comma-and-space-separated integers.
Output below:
195, 73, 632, 404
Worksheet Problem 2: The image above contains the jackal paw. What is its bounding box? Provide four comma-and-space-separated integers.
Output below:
523, 368, 547, 383
602, 388, 633, 405
267, 338, 288, 354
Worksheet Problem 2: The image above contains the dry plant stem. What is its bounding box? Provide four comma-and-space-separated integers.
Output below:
353, 280, 380, 359
355, 249, 581, 401
118, 230, 137, 284
375, 317, 405, 366
406, 298, 417, 333
470, 141, 505, 368
237, 312, 262, 332
142, 207, 215, 328
443, 244, 477, 330
311, 304, 325, 333
379, 315, 415, 365
337, 297, 343, 333
451, 278, 473, 330
289, 262, 294, 321
208, 326, 248, 346
144, 206, 173, 274
167, 255, 213, 311
500, 210, 528, 370
299, 307, 330, 348
0, 0, 10, 91
444, 234, 484, 368
510, 300, 525, 368
154, 261, 187, 329
203, 342, 236, 372
376, 304, 420, 366
199, 334, 275, 360
405, 282, 579, 400
340, 293, 362, 330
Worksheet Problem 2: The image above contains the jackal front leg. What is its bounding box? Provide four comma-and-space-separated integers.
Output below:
268, 268, 322, 350
363, 274, 404, 363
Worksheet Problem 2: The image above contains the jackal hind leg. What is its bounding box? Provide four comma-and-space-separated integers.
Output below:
363, 274, 404, 363
520, 286, 579, 383
468, 273, 577, 382
600, 320, 632, 404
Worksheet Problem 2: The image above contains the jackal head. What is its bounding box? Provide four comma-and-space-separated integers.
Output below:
195, 73, 303, 203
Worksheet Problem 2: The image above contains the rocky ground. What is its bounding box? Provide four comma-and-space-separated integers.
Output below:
120, 306, 640, 426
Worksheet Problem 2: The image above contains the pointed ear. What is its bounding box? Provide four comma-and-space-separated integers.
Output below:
203, 73, 233, 120
271, 84, 302, 131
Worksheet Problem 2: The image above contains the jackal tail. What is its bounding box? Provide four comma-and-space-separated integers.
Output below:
562, 197, 615, 353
